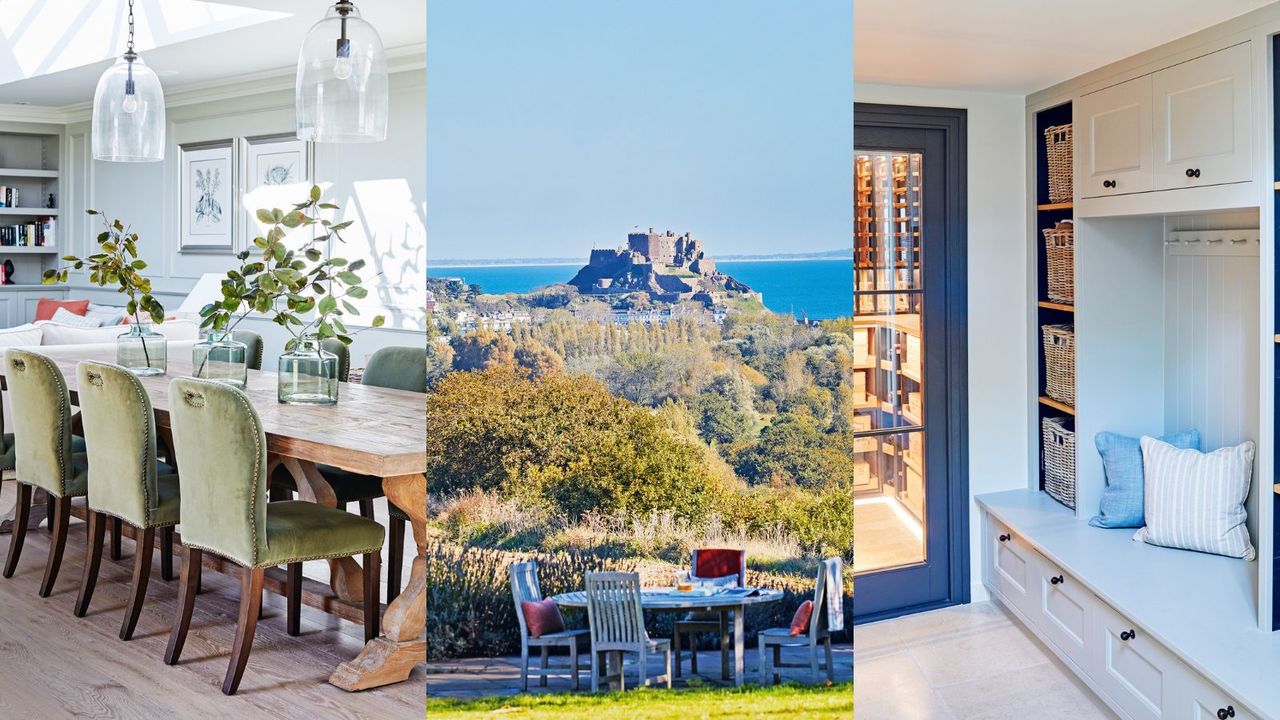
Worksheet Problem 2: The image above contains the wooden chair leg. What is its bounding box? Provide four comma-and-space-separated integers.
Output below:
3, 483, 31, 578
362, 551, 380, 643
222, 565, 265, 695
772, 645, 782, 684
44, 492, 53, 534
758, 639, 768, 685
74, 511, 106, 617
120, 526, 155, 640
824, 637, 834, 681
358, 498, 375, 519
286, 562, 302, 636
570, 641, 580, 691
520, 645, 530, 692
387, 515, 404, 605
38, 496, 70, 598
165, 547, 202, 665
690, 632, 698, 674
673, 627, 682, 678
539, 646, 549, 687
719, 613, 730, 681
160, 526, 175, 581
109, 516, 122, 561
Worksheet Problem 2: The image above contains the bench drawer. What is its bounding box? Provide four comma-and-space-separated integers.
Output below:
1095, 603, 1179, 720
989, 518, 1037, 616
1175, 667, 1258, 720
1033, 556, 1096, 672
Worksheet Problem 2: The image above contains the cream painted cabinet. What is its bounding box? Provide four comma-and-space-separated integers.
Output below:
1077, 75, 1154, 198
989, 519, 1036, 617
1094, 603, 1179, 720
1033, 557, 1095, 673
1152, 43, 1252, 190
1176, 670, 1258, 720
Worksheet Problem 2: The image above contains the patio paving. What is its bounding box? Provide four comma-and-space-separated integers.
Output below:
426, 643, 854, 698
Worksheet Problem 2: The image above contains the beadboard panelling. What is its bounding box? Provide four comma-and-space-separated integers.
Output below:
1163, 229, 1261, 547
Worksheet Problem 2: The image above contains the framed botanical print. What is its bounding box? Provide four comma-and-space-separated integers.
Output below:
242, 134, 313, 247
179, 139, 236, 253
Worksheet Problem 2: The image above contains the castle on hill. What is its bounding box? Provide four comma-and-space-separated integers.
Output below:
567, 228, 756, 307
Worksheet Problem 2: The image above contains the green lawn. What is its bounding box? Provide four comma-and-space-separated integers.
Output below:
425, 682, 854, 719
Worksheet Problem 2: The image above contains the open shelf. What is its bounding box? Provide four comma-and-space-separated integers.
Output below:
0, 168, 58, 179
0, 208, 56, 216
0, 247, 57, 255
1036, 201, 1073, 211
1038, 395, 1075, 415
1037, 300, 1074, 312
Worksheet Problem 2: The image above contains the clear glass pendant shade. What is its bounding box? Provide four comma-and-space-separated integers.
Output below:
92, 54, 166, 162
296, 3, 388, 143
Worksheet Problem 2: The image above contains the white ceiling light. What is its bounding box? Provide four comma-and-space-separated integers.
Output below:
296, 1, 388, 143
91, 0, 165, 162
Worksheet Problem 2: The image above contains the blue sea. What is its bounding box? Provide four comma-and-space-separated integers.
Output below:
430, 258, 853, 320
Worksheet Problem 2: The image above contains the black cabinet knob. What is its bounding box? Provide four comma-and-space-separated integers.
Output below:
1050, 575, 1064, 585
1218, 706, 1235, 719
1103, 179, 1116, 188
1186, 168, 1201, 178
1120, 629, 1136, 641
998, 533, 1011, 542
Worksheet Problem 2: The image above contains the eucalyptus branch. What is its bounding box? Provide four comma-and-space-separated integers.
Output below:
42, 210, 165, 325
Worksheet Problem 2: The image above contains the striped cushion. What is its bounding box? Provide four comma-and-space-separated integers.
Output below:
1133, 437, 1255, 560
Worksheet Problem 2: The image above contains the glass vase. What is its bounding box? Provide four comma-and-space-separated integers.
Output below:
192, 331, 248, 388
278, 335, 339, 405
117, 323, 166, 377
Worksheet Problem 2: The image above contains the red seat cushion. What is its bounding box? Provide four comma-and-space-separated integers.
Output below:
34, 298, 89, 322
789, 600, 814, 636
521, 598, 566, 638
694, 548, 743, 582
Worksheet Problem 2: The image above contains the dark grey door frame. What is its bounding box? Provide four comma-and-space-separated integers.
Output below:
853, 103, 969, 623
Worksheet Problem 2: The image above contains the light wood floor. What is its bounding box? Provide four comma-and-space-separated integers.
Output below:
0, 498, 424, 719
854, 495, 924, 573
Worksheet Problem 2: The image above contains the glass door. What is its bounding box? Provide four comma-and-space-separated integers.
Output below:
853, 108, 966, 620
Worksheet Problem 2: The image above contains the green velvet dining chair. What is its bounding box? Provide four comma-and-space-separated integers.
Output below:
73, 361, 181, 639
3, 349, 87, 598
321, 337, 350, 383
163, 377, 384, 695
270, 345, 424, 603
231, 330, 264, 371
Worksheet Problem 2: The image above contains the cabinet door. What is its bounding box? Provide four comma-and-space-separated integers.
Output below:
0, 294, 16, 328
1152, 43, 1252, 189
1076, 75, 1154, 198
989, 520, 1036, 617
1034, 559, 1096, 672
1095, 603, 1179, 720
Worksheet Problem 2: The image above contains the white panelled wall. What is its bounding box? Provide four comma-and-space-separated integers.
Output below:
59, 65, 425, 369
855, 84, 1029, 601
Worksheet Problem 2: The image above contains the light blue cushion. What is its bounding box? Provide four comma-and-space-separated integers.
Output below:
1089, 430, 1199, 528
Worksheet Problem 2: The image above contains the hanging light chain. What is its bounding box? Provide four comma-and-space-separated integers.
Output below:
125, 0, 137, 59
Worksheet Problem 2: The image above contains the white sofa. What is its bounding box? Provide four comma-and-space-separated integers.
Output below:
0, 318, 201, 432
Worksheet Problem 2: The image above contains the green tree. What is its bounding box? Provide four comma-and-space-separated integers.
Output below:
736, 410, 857, 490
451, 329, 517, 371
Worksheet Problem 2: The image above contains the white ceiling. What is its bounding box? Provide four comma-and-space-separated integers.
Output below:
855, 0, 1278, 93
0, 0, 425, 108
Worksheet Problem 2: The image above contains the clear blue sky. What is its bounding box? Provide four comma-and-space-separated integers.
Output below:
427, 1, 852, 261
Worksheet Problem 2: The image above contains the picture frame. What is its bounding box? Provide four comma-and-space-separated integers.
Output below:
242, 133, 313, 248
178, 139, 236, 254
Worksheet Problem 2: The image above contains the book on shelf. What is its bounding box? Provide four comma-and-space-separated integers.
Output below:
0, 186, 18, 209
0, 216, 54, 247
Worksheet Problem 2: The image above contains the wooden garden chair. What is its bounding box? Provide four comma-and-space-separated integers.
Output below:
672, 547, 745, 679
585, 571, 672, 692
758, 557, 843, 684
510, 560, 590, 691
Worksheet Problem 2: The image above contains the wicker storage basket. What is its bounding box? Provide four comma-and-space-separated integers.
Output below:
1042, 324, 1075, 406
1043, 221, 1074, 304
1043, 123, 1073, 203
1041, 416, 1076, 509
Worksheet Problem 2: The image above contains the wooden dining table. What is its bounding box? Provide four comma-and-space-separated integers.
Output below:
0, 350, 426, 691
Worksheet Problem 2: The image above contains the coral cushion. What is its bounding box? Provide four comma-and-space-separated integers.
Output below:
694, 548, 743, 581
789, 600, 814, 636
34, 298, 89, 322
521, 599, 565, 638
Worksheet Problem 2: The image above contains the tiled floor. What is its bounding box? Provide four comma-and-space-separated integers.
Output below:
854, 602, 1117, 719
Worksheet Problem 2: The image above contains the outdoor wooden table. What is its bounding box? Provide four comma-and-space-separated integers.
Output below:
552, 587, 784, 687
0, 350, 426, 691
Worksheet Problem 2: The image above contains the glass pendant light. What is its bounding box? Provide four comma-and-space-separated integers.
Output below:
91, 0, 166, 162
296, 1, 389, 143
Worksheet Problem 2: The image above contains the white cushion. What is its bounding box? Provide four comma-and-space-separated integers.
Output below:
38, 318, 200, 345
85, 303, 127, 326
0, 323, 43, 348
50, 307, 103, 328
1134, 436, 1256, 560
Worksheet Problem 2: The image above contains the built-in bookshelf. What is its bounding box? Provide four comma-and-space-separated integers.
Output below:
0, 128, 61, 290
